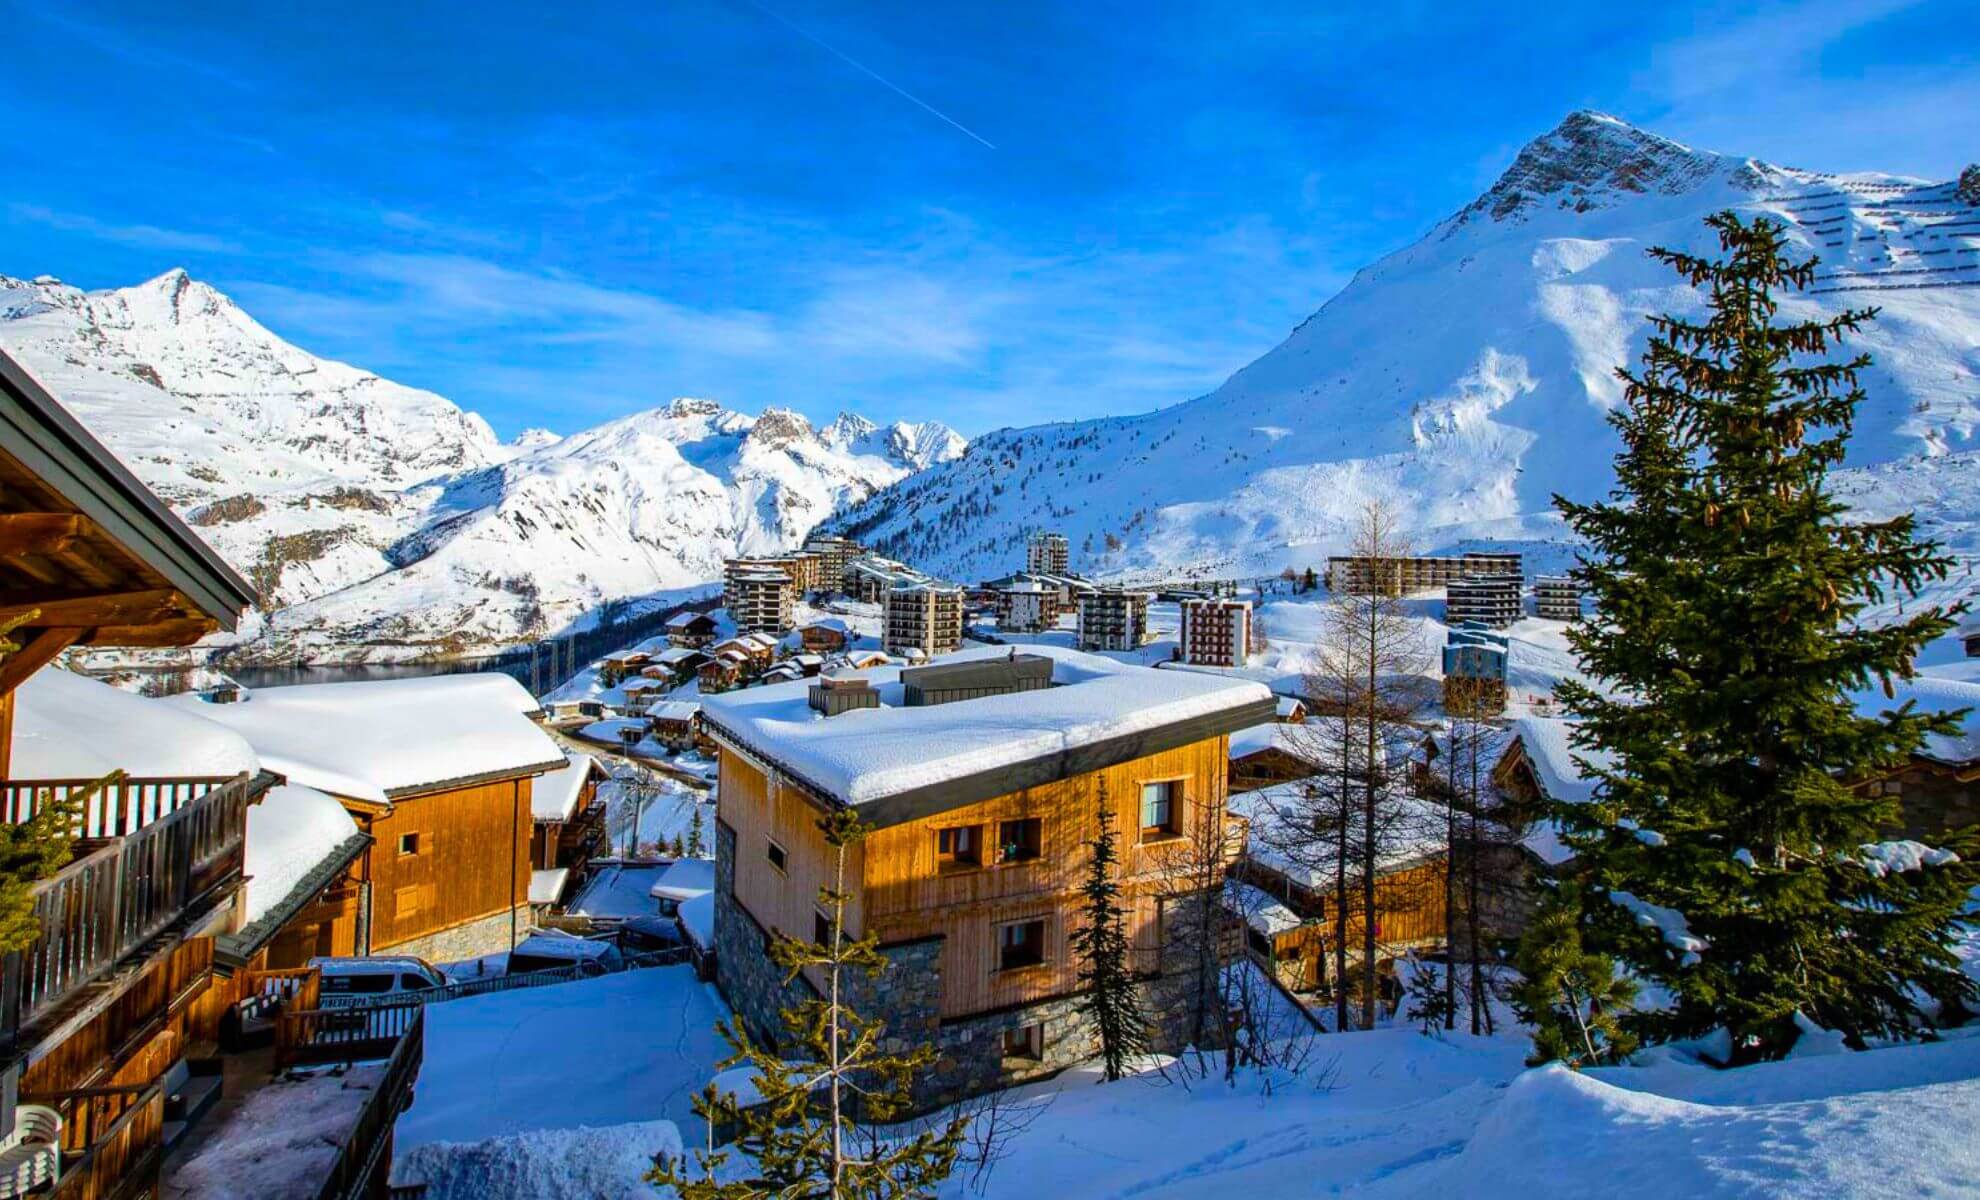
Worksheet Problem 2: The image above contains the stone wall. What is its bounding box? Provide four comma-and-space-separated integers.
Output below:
380, 905, 531, 963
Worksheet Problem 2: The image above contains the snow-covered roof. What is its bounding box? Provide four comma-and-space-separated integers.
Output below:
1228, 721, 1323, 765
12, 667, 260, 780
649, 857, 714, 903
650, 701, 700, 722
529, 868, 570, 905
1275, 695, 1304, 718
1850, 675, 1980, 765
1225, 879, 1304, 937
1508, 715, 1614, 804
701, 645, 1272, 816
514, 929, 615, 961
168, 674, 563, 804
679, 891, 713, 948
654, 647, 702, 665
1229, 780, 1448, 884
243, 783, 362, 926
665, 611, 712, 629
801, 617, 850, 634
532, 754, 598, 822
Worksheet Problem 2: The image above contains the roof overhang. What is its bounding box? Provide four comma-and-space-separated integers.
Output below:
0, 348, 256, 644
704, 693, 1278, 830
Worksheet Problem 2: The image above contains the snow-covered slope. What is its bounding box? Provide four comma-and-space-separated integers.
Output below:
0, 271, 964, 661
832, 112, 1980, 580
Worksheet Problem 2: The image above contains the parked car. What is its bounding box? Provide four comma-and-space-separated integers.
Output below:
309, 956, 448, 1008
506, 929, 624, 976
618, 915, 688, 954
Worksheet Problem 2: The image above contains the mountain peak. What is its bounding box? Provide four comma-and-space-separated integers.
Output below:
824, 411, 880, 445
747, 407, 816, 448
1460, 110, 1743, 225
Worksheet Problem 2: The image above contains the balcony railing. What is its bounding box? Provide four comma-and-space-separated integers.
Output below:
312, 1007, 424, 1200
0, 773, 252, 1053
19, 1081, 165, 1200
0, 776, 239, 839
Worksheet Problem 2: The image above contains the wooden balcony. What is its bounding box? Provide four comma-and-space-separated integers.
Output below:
0, 772, 253, 1062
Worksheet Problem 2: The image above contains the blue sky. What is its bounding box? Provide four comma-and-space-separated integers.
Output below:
3, 0, 1974, 439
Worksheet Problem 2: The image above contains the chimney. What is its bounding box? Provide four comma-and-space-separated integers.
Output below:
809, 674, 879, 717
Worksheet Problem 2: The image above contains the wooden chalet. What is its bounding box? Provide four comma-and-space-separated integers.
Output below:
663, 610, 720, 649
798, 618, 851, 655
1227, 782, 1449, 996
700, 647, 1275, 1110
529, 754, 609, 909
0, 349, 417, 1199
648, 702, 702, 752
697, 652, 747, 694
1227, 722, 1327, 793
180, 673, 568, 962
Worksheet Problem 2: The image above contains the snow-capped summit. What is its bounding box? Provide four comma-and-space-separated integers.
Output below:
832, 112, 1980, 582
0, 271, 966, 662
1456, 110, 1762, 226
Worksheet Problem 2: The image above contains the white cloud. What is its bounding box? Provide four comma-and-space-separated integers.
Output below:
7, 204, 243, 255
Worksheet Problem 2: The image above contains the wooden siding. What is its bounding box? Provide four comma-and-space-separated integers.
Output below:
349, 776, 532, 952
262, 877, 364, 970
718, 751, 865, 963
721, 734, 1229, 1021
21, 935, 213, 1095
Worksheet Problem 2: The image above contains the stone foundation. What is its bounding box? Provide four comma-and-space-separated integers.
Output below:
714, 819, 1219, 1113
378, 905, 532, 964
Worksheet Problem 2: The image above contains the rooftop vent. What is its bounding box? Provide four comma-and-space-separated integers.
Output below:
809, 674, 880, 717
901, 653, 1054, 707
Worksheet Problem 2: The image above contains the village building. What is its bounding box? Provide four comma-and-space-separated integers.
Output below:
801, 534, 865, 587
176, 673, 567, 962
1324, 551, 1524, 596
845, 556, 929, 604
1025, 531, 1070, 576
0, 348, 417, 1198
1442, 623, 1510, 713
1076, 588, 1153, 652
1444, 574, 1522, 628
711, 631, 780, 670
799, 617, 853, 655
884, 582, 965, 659
527, 753, 609, 909
1227, 720, 1328, 792
724, 564, 796, 634
995, 578, 1058, 633
698, 651, 748, 693
1227, 781, 1448, 995
1532, 575, 1583, 622
644, 645, 711, 686
664, 609, 721, 648
1178, 597, 1252, 668
699, 646, 1276, 1109
648, 700, 703, 751
1276, 695, 1308, 724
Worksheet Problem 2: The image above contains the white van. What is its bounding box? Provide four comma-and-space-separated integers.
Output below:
309, 956, 448, 1008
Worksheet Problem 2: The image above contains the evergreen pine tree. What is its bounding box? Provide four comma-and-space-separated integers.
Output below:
1071, 782, 1147, 1081
1546, 212, 1976, 1061
1511, 885, 1638, 1069
688, 806, 707, 858
651, 808, 965, 1197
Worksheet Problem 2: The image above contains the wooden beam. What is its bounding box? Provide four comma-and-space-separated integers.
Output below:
85, 617, 218, 648
0, 514, 82, 560
0, 588, 182, 629
0, 626, 84, 699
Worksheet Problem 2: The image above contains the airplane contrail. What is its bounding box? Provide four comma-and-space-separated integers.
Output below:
739, 0, 997, 151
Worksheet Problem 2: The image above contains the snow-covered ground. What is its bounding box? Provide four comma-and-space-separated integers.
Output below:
394, 967, 727, 1162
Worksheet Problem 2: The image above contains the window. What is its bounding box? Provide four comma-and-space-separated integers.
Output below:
814, 910, 833, 947
400, 973, 435, 991
997, 818, 1042, 864
1001, 1023, 1044, 1062
1140, 781, 1181, 839
766, 839, 788, 874
937, 824, 983, 870
997, 918, 1047, 971
398, 832, 421, 856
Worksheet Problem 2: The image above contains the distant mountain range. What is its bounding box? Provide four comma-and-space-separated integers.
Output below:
830, 112, 1980, 584
0, 269, 964, 662
8, 110, 1976, 663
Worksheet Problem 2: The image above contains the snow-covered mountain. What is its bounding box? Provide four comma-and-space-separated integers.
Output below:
831, 112, 1980, 581
0, 270, 964, 661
